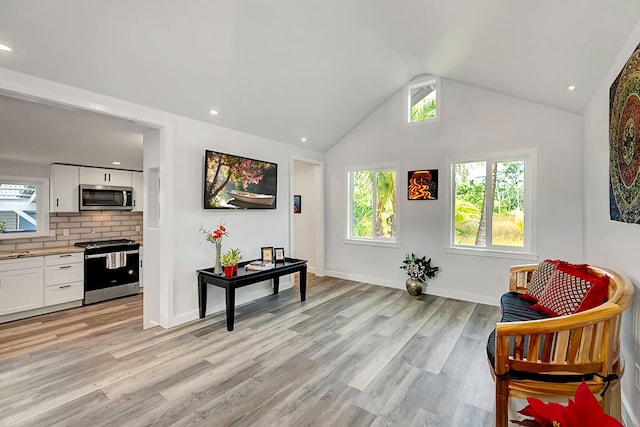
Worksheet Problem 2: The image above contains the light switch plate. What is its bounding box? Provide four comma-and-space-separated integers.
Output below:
63, 229, 69, 236
49, 229, 56, 237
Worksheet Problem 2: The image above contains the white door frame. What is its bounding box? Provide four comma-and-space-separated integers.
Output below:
290, 155, 325, 276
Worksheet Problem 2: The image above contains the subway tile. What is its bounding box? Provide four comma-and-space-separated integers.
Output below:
0, 244, 17, 252
121, 220, 139, 226
75, 228, 93, 234
81, 222, 102, 227
66, 222, 81, 228
102, 221, 121, 227
101, 231, 122, 238
43, 241, 69, 248
29, 237, 58, 243
112, 225, 131, 232
50, 216, 70, 223
92, 227, 112, 233
16, 242, 45, 250
81, 233, 101, 239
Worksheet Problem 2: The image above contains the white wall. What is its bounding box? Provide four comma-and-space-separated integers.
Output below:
0, 159, 49, 177
169, 116, 323, 324
325, 78, 584, 305
584, 19, 640, 427
293, 160, 317, 271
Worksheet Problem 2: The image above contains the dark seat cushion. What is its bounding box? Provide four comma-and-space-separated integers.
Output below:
487, 292, 551, 368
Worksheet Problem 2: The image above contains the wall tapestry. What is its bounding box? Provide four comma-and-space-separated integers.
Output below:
610, 43, 640, 223
407, 169, 438, 200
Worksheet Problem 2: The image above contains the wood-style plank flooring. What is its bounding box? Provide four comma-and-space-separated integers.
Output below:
0, 275, 500, 426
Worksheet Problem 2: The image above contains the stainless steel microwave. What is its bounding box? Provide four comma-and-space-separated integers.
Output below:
79, 185, 134, 211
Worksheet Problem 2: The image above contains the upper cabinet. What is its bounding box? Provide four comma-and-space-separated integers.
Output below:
131, 171, 143, 212
50, 164, 79, 212
79, 167, 132, 187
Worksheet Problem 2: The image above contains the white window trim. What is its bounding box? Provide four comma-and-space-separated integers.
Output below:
446, 149, 537, 257
403, 75, 441, 126
0, 175, 50, 240
345, 162, 400, 246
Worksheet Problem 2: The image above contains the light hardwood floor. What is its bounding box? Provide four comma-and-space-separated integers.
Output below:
0, 275, 500, 427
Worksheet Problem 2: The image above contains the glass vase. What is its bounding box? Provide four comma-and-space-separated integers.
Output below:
214, 242, 222, 275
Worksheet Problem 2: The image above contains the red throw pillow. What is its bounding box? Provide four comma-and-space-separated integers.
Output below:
520, 260, 562, 302
531, 265, 609, 317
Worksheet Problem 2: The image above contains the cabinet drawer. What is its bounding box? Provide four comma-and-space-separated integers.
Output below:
0, 256, 44, 272
44, 281, 83, 306
45, 252, 83, 266
45, 263, 83, 285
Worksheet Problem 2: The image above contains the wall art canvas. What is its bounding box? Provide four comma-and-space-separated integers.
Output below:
408, 169, 438, 200
204, 150, 277, 209
610, 43, 640, 223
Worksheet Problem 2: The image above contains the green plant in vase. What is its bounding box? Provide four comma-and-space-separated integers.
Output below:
400, 253, 440, 296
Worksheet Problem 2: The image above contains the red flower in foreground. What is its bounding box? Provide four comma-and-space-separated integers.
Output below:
511, 381, 622, 427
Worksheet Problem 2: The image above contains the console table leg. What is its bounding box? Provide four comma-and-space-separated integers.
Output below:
273, 277, 280, 294
225, 287, 235, 331
300, 266, 307, 301
198, 277, 207, 318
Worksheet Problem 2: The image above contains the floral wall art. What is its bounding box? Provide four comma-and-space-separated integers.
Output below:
609, 43, 640, 223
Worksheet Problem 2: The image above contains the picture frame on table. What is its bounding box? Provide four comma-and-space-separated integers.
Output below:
261, 247, 274, 263
274, 247, 285, 263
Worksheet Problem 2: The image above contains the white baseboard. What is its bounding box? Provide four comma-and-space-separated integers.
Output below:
168, 279, 294, 328
325, 270, 499, 307
623, 393, 639, 427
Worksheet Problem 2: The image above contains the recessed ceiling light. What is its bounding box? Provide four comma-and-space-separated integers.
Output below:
210, 109, 219, 115
112, 161, 121, 165
568, 84, 577, 91
301, 137, 307, 143
0, 43, 12, 52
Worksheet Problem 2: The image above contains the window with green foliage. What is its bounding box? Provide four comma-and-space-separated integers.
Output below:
452, 154, 535, 253
348, 167, 397, 242
404, 76, 441, 124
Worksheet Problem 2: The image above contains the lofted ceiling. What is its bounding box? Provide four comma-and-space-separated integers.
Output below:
0, 0, 638, 159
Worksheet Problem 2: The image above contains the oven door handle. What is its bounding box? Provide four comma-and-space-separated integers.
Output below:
85, 250, 139, 259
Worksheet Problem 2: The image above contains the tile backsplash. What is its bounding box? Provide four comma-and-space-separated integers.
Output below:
0, 211, 143, 252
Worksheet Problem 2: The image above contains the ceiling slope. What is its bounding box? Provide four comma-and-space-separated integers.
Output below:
0, 0, 638, 152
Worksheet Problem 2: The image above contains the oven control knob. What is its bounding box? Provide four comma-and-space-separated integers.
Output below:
129, 270, 134, 275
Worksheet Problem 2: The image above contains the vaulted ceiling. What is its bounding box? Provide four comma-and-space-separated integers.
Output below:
0, 0, 639, 156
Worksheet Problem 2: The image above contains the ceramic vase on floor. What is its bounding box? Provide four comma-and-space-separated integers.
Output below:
405, 278, 423, 296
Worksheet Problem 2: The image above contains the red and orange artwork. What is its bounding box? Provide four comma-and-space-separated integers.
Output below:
408, 169, 438, 200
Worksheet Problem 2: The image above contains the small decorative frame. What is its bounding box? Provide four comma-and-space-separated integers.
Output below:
407, 169, 438, 200
293, 195, 302, 213
274, 247, 285, 263
261, 247, 274, 263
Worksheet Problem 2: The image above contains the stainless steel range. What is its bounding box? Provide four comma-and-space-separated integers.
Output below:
75, 239, 140, 304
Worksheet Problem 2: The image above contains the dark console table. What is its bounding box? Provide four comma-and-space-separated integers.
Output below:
197, 257, 307, 331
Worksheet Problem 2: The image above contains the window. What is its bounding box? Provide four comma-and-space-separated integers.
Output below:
348, 166, 397, 243
404, 76, 441, 125
0, 176, 49, 240
451, 152, 536, 254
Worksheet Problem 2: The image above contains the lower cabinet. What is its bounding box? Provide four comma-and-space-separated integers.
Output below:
44, 253, 84, 306
0, 257, 45, 316
0, 252, 84, 319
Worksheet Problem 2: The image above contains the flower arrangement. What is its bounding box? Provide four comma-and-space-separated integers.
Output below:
200, 224, 228, 246
400, 253, 440, 283
511, 380, 622, 427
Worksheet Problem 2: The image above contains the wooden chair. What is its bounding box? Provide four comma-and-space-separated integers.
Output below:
491, 265, 634, 427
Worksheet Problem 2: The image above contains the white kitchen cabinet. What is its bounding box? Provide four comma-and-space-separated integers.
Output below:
44, 253, 83, 306
131, 171, 143, 212
0, 257, 45, 316
50, 164, 79, 212
79, 167, 132, 187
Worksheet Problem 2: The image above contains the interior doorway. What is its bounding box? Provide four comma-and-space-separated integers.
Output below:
290, 157, 324, 276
